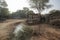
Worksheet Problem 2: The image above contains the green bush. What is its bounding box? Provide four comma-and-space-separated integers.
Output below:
13, 24, 33, 40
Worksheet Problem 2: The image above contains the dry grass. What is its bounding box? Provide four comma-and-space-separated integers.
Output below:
0, 19, 60, 40
31, 24, 60, 40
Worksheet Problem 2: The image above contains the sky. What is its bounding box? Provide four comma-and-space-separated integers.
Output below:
5, 0, 60, 14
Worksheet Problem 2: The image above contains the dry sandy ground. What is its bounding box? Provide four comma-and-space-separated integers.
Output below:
0, 19, 25, 40
0, 19, 60, 40
31, 24, 60, 40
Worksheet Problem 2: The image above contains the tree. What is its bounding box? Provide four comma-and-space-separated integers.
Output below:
23, 7, 30, 17
0, 0, 7, 8
11, 10, 27, 19
23, 7, 29, 12
29, 0, 51, 14
48, 10, 60, 27
50, 10, 60, 17
0, 0, 9, 20
11, 7, 34, 19
27, 10, 35, 14
1, 8, 9, 16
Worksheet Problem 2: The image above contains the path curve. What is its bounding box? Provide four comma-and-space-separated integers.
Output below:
0, 19, 25, 40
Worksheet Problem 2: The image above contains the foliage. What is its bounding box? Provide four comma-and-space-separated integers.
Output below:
49, 10, 60, 16
0, 0, 9, 21
13, 24, 33, 40
11, 7, 34, 19
0, 0, 7, 7
29, 0, 52, 14
23, 7, 30, 15
46, 10, 60, 27
23, 7, 29, 12
11, 10, 26, 19
27, 10, 35, 14
1, 8, 9, 16
0, 8, 9, 21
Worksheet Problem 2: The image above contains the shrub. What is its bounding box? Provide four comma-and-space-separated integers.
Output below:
13, 24, 33, 40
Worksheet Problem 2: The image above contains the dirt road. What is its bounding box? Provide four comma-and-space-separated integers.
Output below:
0, 19, 25, 40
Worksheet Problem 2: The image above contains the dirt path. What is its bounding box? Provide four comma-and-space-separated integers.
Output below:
0, 19, 25, 40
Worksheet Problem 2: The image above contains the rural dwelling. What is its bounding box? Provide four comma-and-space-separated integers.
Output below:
26, 13, 41, 24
